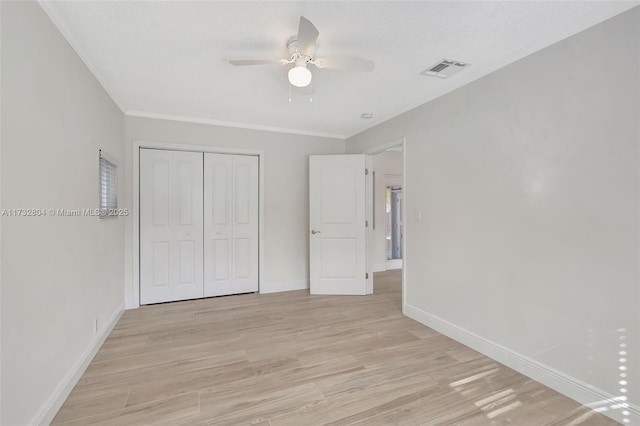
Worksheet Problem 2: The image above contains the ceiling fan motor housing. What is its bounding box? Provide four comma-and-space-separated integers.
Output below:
287, 38, 315, 63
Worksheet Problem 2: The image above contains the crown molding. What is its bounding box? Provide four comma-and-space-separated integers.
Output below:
126, 110, 346, 140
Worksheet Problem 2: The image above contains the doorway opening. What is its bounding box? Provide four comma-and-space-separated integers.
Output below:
365, 138, 405, 306
386, 186, 403, 268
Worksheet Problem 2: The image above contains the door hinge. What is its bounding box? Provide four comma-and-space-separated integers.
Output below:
365, 168, 369, 175
365, 220, 369, 228
366, 272, 369, 279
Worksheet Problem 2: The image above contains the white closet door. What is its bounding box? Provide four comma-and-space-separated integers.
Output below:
140, 149, 204, 304
204, 154, 259, 296
231, 155, 259, 293
203, 154, 233, 296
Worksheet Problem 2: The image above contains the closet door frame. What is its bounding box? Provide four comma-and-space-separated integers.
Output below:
131, 140, 264, 309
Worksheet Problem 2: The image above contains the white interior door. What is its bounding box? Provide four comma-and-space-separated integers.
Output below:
140, 148, 204, 304
204, 153, 259, 296
309, 154, 367, 295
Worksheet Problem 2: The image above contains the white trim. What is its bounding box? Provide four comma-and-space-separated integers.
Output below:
400, 140, 407, 310
365, 154, 374, 295
384, 173, 402, 179
98, 149, 119, 167
37, 1, 126, 113
126, 111, 345, 140
372, 263, 386, 273
130, 140, 265, 309
259, 280, 308, 294
30, 303, 124, 426
403, 303, 640, 426
385, 259, 403, 270
363, 138, 406, 156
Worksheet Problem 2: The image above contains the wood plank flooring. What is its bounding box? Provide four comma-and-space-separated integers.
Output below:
53, 270, 617, 425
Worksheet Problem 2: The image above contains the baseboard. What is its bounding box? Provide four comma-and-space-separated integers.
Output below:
403, 303, 639, 426
125, 297, 136, 310
126, 280, 310, 305
260, 279, 308, 294
31, 303, 125, 425
372, 263, 387, 273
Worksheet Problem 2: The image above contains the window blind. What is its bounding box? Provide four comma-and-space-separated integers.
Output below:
99, 150, 118, 218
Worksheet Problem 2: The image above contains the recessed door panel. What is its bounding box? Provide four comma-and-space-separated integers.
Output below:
235, 164, 250, 225
212, 165, 228, 225
178, 240, 195, 284
320, 238, 357, 278
234, 238, 251, 279
213, 239, 230, 281
151, 242, 170, 287
321, 166, 357, 224
178, 162, 194, 225
152, 160, 170, 226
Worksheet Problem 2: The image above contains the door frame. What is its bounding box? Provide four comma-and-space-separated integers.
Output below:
131, 140, 265, 309
363, 137, 406, 308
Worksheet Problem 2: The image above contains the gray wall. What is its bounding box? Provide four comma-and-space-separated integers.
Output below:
348, 6, 640, 417
124, 116, 345, 305
1, 2, 125, 424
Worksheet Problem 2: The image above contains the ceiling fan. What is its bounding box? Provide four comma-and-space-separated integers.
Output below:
229, 16, 375, 88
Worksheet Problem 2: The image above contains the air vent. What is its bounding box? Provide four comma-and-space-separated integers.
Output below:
421, 59, 470, 79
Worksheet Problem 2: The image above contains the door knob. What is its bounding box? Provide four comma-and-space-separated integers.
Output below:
311, 229, 321, 234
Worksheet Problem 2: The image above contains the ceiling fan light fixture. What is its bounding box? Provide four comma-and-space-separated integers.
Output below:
229, 16, 374, 92
288, 65, 312, 87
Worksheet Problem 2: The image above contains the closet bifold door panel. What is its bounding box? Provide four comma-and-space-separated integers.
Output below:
140, 149, 204, 304
204, 154, 259, 297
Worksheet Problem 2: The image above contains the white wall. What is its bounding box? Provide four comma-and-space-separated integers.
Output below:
1, 2, 125, 425
124, 116, 345, 305
371, 151, 403, 272
349, 7, 640, 424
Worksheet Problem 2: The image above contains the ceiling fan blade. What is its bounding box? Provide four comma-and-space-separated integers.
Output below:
313, 57, 375, 72
297, 16, 319, 56
229, 59, 286, 66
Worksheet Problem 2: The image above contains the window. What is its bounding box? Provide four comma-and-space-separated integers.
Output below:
99, 149, 118, 218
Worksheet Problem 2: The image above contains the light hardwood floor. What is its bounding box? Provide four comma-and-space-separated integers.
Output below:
53, 270, 617, 425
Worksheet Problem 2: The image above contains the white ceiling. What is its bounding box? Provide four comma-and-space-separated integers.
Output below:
40, 1, 638, 139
